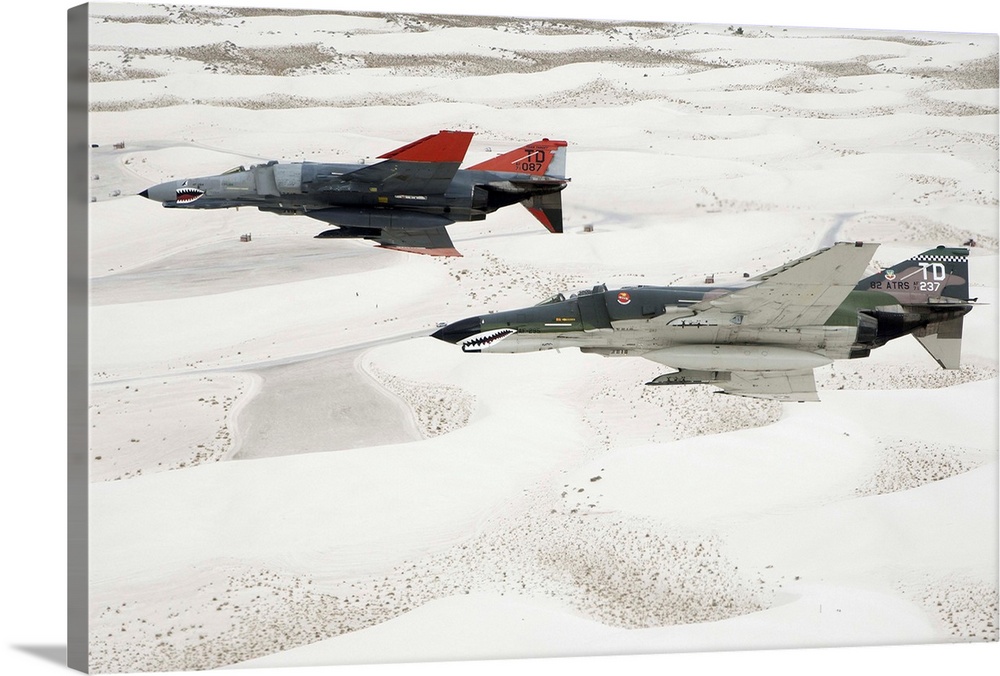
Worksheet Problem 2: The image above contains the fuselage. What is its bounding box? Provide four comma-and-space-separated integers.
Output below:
141, 160, 566, 223
432, 282, 969, 366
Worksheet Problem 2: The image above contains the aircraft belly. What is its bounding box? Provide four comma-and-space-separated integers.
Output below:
651, 324, 855, 353
635, 324, 858, 368
645, 344, 833, 372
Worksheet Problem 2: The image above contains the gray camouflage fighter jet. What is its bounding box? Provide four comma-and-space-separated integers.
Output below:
140, 130, 569, 256
432, 243, 975, 401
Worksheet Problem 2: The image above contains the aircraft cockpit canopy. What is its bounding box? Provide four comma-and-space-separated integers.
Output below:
536, 293, 566, 306
570, 283, 608, 299
222, 161, 277, 175
539, 284, 608, 304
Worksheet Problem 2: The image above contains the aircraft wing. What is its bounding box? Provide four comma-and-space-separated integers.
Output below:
689, 242, 879, 328
718, 369, 819, 402
305, 207, 461, 256
376, 226, 460, 257
647, 367, 819, 402
339, 130, 474, 195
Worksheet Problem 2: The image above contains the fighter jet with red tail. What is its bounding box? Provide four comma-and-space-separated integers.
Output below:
140, 131, 569, 256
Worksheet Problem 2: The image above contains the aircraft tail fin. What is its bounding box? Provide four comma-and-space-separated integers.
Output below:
856, 246, 970, 302
522, 191, 563, 233
468, 139, 568, 178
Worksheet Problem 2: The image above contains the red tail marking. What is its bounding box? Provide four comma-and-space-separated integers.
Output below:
468, 139, 567, 175
378, 130, 474, 163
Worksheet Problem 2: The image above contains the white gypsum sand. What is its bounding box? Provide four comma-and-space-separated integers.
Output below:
84, 6, 998, 672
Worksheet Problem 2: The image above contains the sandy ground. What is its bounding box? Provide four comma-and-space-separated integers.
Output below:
89, 372, 251, 482
232, 350, 420, 459
90, 234, 388, 305
82, 5, 998, 673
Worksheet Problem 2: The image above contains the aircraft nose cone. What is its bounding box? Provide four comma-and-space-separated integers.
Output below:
431, 316, 482, 344
141, 181, 179, 203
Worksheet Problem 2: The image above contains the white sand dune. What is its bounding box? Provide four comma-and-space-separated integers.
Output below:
82, 5, 998, 673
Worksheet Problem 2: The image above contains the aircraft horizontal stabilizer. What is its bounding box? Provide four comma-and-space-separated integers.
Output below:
913, 314, 965, 369
522, 191, 563, 233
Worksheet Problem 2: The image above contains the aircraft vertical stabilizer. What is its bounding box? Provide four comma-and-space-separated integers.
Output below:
467, 139, 568, 176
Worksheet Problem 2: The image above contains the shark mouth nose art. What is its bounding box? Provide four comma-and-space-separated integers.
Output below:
460, 329, 516, 352
175, 187, 205, 203
430, 316, 482, 344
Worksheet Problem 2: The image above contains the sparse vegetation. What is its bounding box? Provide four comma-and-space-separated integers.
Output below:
89, 375, 247, 482
817, 361, 998, 392
899, 577, 999, 642
89, 9, 998, 117
365, 364, 475, 438
440, 251, 587, 309
89, 497, 772, 672
856, 438, 992, 496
